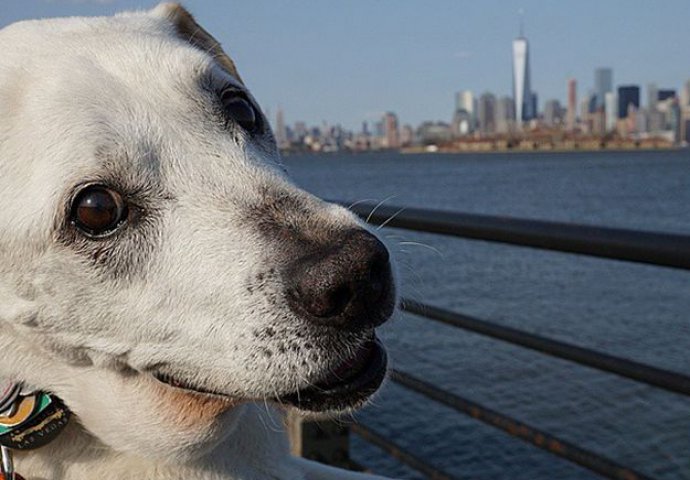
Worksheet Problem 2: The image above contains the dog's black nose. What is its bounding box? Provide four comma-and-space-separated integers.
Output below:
285, 230, 394, 329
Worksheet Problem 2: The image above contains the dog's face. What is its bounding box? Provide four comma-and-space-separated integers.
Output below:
0, 4, 395, 461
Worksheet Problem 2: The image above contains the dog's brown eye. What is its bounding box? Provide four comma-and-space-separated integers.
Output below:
71, 186, 128, 237
221, 91, 261, 133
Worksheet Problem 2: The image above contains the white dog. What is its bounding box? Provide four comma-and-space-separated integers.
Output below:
0, 3, 396, 479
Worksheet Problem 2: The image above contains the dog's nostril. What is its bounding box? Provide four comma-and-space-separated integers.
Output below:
367, 258, 388, 302
321, 286, 353, 318
290, 283, 352, 318
284, 229, 394, 329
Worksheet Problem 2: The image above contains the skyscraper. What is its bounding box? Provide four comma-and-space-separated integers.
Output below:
455, 91, 475, 116
275, 107, 287, 147
647, 83, 659, 111
382, 112, 399, 148
566, 78, 577, 131
495, 96, 515, 134
658, 89, 676, 102
512, 33, 533, 123
681, 80, 690, 108
594, 68, 613, 109
543, 99, 562, 127
478, 92, 496, 135
454, 90, 475, 133
617, 86, 640, 119
604, 92, 617, 132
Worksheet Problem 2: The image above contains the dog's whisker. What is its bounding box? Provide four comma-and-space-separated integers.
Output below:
346, 198, 377, 211
365, 194, 398, 224
376, 207, 406, 231
397, 240, 444, 257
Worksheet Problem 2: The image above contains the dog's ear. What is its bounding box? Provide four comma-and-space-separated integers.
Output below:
151, 2, 244, 85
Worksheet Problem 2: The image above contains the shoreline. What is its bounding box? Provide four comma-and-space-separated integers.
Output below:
401, 145, 684, 155
281, 145, 686, 156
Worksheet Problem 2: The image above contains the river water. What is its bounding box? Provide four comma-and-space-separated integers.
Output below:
283, 150, 690, 480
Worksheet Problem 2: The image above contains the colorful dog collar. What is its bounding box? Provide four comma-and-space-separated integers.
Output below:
0, 380, 71, 480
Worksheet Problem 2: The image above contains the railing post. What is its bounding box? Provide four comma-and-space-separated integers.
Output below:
286, 411, 355, 469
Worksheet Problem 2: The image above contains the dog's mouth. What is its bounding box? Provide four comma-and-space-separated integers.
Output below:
150, 337, 387, 413
152, 371, 231, 399
279, 337, 388, 413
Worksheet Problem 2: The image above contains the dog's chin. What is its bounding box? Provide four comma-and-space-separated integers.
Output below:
148, 336, 388, 417
278, 337, 388, 415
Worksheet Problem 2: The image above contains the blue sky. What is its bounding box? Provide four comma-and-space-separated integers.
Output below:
2, 1, 689, 129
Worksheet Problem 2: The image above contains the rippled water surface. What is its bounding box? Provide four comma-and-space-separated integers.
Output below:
283, 150, 690, 480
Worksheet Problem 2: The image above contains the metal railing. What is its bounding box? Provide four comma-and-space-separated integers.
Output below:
335, 200, 690, 480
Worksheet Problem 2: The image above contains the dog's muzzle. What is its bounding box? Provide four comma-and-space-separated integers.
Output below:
278, 228, 395, 412
151, 228, 396, 413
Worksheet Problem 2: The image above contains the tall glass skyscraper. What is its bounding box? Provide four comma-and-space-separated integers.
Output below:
594, 68, 613, 110
512, 34, 533, 123
617, 86, 640, 119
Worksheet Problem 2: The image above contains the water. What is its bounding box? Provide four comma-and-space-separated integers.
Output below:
282, 150, 690, 480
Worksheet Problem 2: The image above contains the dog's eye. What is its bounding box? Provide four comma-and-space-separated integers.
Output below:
71, 186, 128, 237
221, 90, 261, 133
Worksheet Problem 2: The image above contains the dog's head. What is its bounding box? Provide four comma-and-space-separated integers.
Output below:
0, 3, 395, 461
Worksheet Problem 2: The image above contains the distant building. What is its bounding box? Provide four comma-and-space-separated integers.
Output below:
478, 92, 496, 135
617, 86, 640, 119
579, 93, 593, 133
294, 121, 307, 141
400, 124, 415, 146
591, 107, 606, 136
647, 83, 658, 111
635, 108, 649, 134
512, 35, 534, 122
543, 99, 562, 127
455, 91, 476, 126
275, 107, 287, 147
495, 96, 515, 134
594, 67, 613, 109
682, 80, 690, 108
669, 99, 682, 143
453, 90, 475, 135
566, 78, 577, 131
417, 121, 452, 144
452, 110, 473, 136
648, 109, 665, 133
625, 104, 638, 136
682, 80, 690, 143
374, 120, 384, 138
530, 92, 538, 122
588, 94, 598, 115
604, 92, 617, 131
657, 89, 676, 102
382, 112, 400, 148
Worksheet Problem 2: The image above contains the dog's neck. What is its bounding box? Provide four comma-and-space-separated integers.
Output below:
14, 405, 303, 480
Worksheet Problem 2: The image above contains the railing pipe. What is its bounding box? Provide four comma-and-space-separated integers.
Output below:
401, 299, 690, 397
338, 201, 690, 270
350, 424, 459, 480
391, 370, 656, 480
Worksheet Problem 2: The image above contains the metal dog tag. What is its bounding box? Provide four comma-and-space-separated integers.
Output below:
0, 385, 70, 451
1, 445, 17, 480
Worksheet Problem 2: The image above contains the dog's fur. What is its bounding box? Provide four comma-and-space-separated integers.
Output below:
0, 4, 393, 479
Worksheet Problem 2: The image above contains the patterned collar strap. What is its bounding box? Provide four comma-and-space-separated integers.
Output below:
0, 383, 20, 417
0, 380, 71, 480
0, 380, 71, 450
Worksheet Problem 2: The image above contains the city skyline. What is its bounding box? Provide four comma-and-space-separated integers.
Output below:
272, 58, 690, 153
3, 1, 690, 130
271, 26, 690, 153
